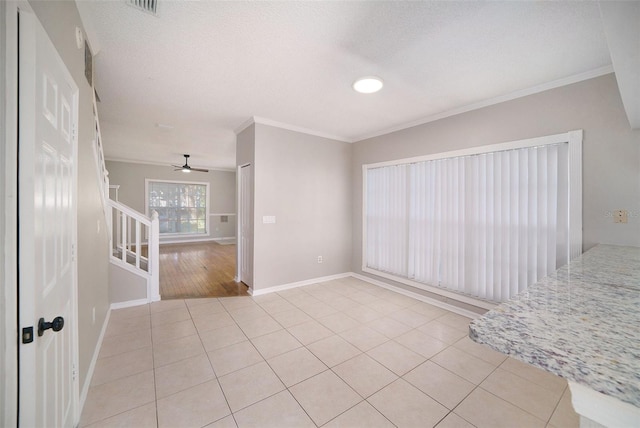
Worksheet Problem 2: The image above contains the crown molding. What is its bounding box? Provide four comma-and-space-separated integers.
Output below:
354, 65, 615, 142
234, 66, 614, 145
234, 116, 352, 143
233, 117, 256, 135
104, 156, 235, 172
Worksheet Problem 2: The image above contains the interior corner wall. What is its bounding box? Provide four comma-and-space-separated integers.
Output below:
28, 0, 111, 393
105, 161, 237, 241
252, 123, 353, 290
352, 73, 640, 306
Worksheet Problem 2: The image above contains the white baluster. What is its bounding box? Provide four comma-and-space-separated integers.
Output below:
135, 220, 141, 269
150, 211, 160, 301
121, 213, 127, 263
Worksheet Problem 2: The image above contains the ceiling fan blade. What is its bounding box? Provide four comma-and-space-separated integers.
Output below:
191, 167, 209, 173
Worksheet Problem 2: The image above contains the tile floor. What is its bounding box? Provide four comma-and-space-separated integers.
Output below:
80, 277, 579, 428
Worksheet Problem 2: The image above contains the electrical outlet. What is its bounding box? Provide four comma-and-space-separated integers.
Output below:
614, 210, 628, 224
92, 307, 96, 324
317, 256, 323, 264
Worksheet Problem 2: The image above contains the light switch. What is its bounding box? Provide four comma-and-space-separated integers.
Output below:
263, 215, 276, 224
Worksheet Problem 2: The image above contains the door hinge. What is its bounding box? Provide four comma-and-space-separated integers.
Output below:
71, 243, 76, 261
72, 363, 77, 381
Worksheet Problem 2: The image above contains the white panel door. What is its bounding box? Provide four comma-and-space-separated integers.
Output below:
240, 164, 253, 287
18, 9, 79, 428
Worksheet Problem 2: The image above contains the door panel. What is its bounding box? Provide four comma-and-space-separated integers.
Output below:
240, 164, 253, 287
18, 9, 79, 428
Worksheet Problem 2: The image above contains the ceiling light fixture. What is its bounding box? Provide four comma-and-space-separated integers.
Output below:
353, 76, 384, 94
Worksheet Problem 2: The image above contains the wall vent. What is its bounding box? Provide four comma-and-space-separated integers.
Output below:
126, 0, 158, 16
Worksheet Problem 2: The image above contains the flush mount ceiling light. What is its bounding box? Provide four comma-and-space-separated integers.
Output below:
353, 76, 384, 94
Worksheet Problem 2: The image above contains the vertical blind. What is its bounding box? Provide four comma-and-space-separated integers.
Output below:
365, 143, 570, 302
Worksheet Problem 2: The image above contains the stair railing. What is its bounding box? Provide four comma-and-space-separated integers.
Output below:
93, 90, 160, 303
92, 91, 110, 217
108, 197, 160, 302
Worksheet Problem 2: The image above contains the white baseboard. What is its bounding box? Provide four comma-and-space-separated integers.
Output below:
110, 298, 149, 310
159, 236, 235, 245
250, 272, 352, 296
248, 271, 482, 319
79, 307, 111, 413
350, 273, 482, 319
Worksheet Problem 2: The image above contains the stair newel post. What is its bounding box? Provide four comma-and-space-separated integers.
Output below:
150, 210, 161, 302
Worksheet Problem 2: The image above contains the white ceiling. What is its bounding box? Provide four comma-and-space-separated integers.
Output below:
77, 1, 615, 170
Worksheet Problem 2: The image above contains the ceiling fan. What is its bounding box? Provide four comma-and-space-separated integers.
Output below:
172, 154, 209, 173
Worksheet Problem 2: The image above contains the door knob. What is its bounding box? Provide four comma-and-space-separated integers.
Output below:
38, 316, 64, 337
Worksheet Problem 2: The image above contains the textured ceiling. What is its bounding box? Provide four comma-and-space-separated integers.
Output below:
78, 1, 612, 170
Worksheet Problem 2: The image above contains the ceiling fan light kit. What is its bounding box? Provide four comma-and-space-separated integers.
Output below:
172, 154, 209, 173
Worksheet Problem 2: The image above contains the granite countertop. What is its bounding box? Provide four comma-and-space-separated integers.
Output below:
469, 244, 640, 408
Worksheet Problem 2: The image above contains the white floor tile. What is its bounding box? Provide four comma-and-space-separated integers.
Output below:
83, 279, 571, 428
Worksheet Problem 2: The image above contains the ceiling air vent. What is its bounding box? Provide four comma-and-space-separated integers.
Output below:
126, 0, 158, 16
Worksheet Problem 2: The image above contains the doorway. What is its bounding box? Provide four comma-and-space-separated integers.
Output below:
159, 241, 247, 299
237, 163, 253, 291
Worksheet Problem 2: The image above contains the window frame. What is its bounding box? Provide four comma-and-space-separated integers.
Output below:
362, 130, 582, 309
145, 178, 210, 237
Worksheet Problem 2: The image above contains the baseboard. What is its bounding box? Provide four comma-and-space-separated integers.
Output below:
159, 236, 235, 245
110, 298, 149, 310
248, 272, 482, 319
250, 272, 352, 296
350, 272, 482, 319
79, 307, 111, 413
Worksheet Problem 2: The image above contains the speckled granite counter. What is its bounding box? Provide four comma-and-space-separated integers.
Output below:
469, 244, 640, 410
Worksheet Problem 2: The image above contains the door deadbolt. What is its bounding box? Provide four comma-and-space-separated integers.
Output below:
38, 316, 64, 337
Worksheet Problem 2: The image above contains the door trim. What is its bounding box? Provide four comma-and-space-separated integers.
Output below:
236, 163, 250, 287
3, 1, 22, 426
14, 4, 80, 426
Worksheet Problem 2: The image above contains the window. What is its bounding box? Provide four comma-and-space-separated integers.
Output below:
146, 180, 209, 235
363, 131, 582, 307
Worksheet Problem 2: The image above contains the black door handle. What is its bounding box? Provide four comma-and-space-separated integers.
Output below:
38, 316, 64, 337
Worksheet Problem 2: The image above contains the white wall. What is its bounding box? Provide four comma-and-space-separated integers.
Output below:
106, 160, 237, 241
352, 73, 640, 308
29, 0, 111, 396
242, 123, 353, 291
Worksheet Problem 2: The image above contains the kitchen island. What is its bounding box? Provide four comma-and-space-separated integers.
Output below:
469, 244, 640, 427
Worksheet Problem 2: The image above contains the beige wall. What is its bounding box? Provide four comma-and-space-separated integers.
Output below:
109, 264, 148, 304
106, 160, 237, 241
248, 123, 353, 290
29, 0, 111, 395
352, 73, 640, 307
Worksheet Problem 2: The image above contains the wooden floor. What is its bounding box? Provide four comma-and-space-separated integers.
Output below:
159, 241, 249, 299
